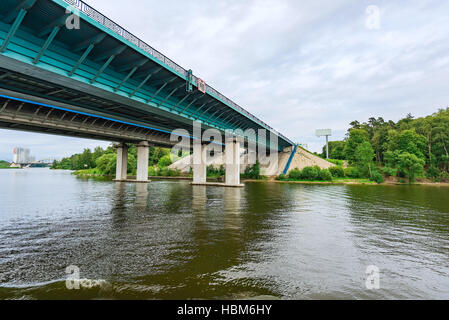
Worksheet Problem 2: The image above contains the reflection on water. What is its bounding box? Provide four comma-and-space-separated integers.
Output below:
0, 169, 448, 299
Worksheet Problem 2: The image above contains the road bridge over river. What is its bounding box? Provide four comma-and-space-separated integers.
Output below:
0, 0, 296, 186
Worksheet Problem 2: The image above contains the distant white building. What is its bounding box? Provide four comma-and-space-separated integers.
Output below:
13, 147, 35, 164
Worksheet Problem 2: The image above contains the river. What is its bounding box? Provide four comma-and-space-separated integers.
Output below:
0, 168, 448, 299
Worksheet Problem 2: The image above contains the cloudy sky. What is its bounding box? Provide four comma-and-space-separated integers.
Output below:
1, 0, 449, 161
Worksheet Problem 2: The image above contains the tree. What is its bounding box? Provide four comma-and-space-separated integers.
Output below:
79, 148, 94, 169
322, 141, 346, 160
96, 153, 116, 175
386, 129, 427, 161
354, 141, 375, 178
92, 146, 105, 164
344, 129, 370, 163
158, 154, 172, 168
397, 152, 425, 183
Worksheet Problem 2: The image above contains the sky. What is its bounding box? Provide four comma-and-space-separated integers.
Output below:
1, 0, 449, 161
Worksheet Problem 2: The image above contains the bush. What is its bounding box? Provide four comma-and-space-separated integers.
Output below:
277, 174, 287, 181
301, 166, 319, 180
288, 168, 302, 180
329, 166, 345, 178
158, 167, 181, 177
207, 165, 225, 178
157, 155, 172, 168
319, 169, 333, 181
441, 171, 449, 182
95, 153, 116, 175
242, 161, 261, 179
370, 170, 384, 184
344, 167, 360, 178
382, 166, 397, 177
148, 166, 157, 176
327, 159, 344, 166
396, 152, 425, 183
426, 166, 441, 180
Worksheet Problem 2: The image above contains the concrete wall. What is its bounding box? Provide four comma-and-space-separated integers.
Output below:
169, 147, 334, 177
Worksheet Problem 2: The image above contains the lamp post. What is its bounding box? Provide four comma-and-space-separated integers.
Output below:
316, 129, 332, 159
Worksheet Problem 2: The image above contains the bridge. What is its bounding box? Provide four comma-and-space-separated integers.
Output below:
10, 160, 52, 168
0, 0, 296, 186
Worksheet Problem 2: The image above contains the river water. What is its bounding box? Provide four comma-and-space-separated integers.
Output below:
0, 168, 448, 300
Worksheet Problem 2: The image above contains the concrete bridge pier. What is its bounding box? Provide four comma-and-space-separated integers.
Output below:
192, 142, 207, 185
115, 143, 128, 181
136, 141, 150, 182
114, 141, 151, 183
225, 138, 244, 187
191, 138, 244, 188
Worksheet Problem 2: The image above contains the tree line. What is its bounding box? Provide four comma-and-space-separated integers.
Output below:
51, 145, 173, 176
320, 108, 449, 182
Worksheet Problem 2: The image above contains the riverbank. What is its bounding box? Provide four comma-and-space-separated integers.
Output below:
249, 178, 449, 186
70, 169, 449, 186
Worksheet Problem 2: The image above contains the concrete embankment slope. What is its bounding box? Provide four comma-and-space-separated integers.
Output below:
169, 147, 334, 177
285, 147, 335, 173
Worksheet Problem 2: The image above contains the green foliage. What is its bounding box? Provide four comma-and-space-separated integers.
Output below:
335, 109, 449, 182
318, 169, 333, 181
344, 167, 360, 178
149, 165, 180, 177
285, 166, 332, 181
0, 160, 10, 168
52, 144, 174, 177
440, 171, 449, 182
158, 167, 181, 177
354, 141, 375, 178
396, 152, 425, 183
382, 166, 397, 177
327, 159, 344, 166
148, 166, 157, 176
207, 165, 225, 178
157, 154, 172, 168
370, 170, 384, 184
287, 168, 302, 180
300, 166, 320, 180
322, 141, 346, 160
95, 153, 116, 175
149, 147, 170, 165
344, 129, 370, 163
277, 174, 287, 181
426, 166, 441, 180
242, 161, 262, 179
386, 129, 427, 161
329, 166, 345, 178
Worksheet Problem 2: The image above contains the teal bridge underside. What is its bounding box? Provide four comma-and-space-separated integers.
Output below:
0, 0, 294, 151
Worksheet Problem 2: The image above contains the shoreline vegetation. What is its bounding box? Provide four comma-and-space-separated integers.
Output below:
0, 160, 15, 169
49, 108, 449, 186
304, 108, 449, 185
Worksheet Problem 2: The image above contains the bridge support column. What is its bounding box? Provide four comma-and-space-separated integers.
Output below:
225, 138, 244, 187
136, 141, 150, 182
192, 142, 207, 184
115, 143, 128, 181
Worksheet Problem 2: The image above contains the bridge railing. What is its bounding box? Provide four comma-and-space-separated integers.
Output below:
62, 0, 294, 145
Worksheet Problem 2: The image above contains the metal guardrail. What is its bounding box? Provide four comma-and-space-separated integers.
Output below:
62, 0, 294, 145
